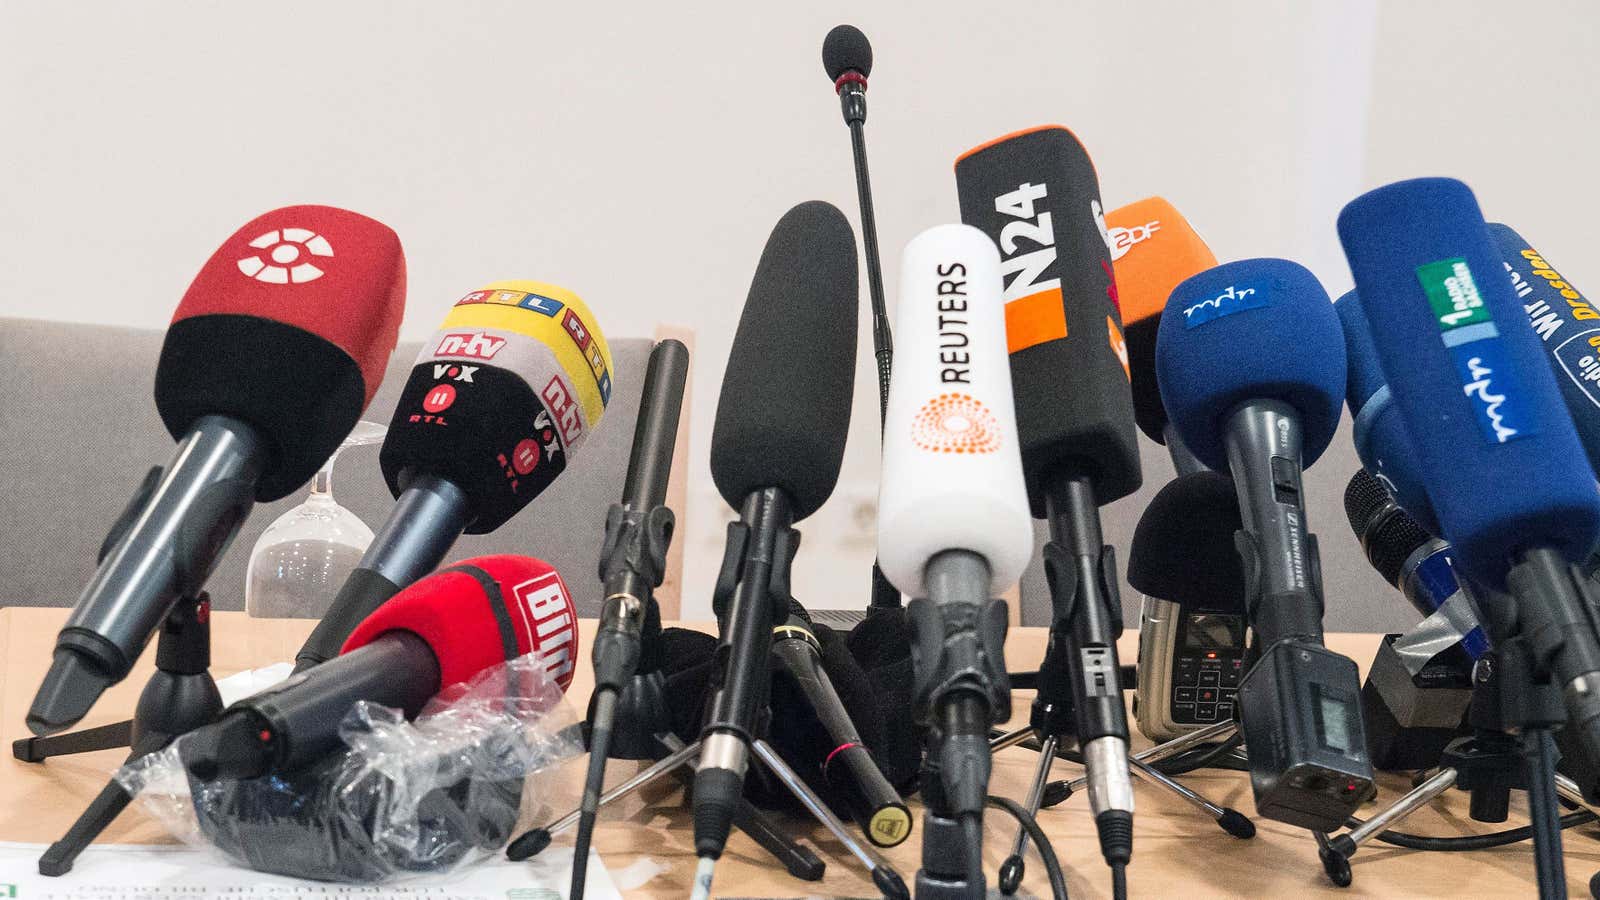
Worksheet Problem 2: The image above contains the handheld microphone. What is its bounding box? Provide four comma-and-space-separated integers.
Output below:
1106, 197, 1218, 475
1339, 177, 1600, 800
1157, 256, 1376, 830
1489, 223, 1600, 474
28, 206, 405, 735
183, 555, 577, 780
1335, 290, 1442, 535
294, 281, 612, 669
692, 201, 858, 877
877, 223, 1030, 894
956, 124, 1140, 881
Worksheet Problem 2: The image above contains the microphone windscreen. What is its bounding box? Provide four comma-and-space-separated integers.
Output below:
1156, 258, 1345, 471
341, 554, 578, 692
1336, 290, 1440, 535
1339, 177, 1600, 587
878, 224, 1032, 596
1489, 223, 1600, 474
822, 24, 873, 80
1106, 197, 1219, 443
1126, 471, 1246, 610
157, 205, 406, 501
955, 125, 1140, 511
379, 281, 613, 534
710, 201, 857, 520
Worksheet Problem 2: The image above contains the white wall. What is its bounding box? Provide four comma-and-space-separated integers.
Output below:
3, 1, 1595, 618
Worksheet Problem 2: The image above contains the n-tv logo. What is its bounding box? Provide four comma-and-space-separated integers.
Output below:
541, 375, 582, 445
435, 331, 506, 360
1182, 283, 1269, 328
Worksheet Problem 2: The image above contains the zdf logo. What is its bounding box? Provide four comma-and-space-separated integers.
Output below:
1107, 220, 1160, 261
237, 228, 334, 284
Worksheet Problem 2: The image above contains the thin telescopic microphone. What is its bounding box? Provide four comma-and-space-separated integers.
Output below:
823, 23, 901, 611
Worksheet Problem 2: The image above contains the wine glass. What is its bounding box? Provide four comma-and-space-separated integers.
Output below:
245, 420, 387, 618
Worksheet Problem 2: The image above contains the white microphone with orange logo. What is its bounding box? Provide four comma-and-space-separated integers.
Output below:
876, 223, 1031, 895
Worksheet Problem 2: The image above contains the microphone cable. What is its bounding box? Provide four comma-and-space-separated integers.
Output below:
986, 795, 1069, 900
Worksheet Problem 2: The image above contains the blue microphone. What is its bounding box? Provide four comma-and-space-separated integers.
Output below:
1156, 257, 1375, 830
1339, 177, 1600, 801
1335, 291, 1441, 536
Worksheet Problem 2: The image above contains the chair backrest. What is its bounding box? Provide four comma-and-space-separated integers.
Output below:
0, 316, 682, 618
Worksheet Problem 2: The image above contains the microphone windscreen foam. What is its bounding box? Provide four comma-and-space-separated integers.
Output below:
1339, 177, 1600, 587
1126, 471, 1246, 610
157, 205, 406, 500
710, 201, 858, 521
878, 224, 1032, 597
1336, 290, 1440, 535
341, 554, 578, 692
955, 125, 1140, 511
379, 281, 613, 534
1489, 223, 1600, 474
1156, 258, 1346, 471
822, 24, 873, 80
1106, 197, 1219, 443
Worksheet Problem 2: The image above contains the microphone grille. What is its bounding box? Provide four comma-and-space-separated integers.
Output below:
1344, 469, 1431, 585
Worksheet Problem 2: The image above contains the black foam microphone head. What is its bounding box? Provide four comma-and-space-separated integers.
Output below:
710, 201, 858, 521
822, 25, 873, 80
1127, 471, 1245, 610
1344, 468, 1433, 587
955, 126, 1141, 512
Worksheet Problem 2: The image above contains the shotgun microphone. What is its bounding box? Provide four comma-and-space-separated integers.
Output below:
29, 206, 406, 734
294, 282, 612, 669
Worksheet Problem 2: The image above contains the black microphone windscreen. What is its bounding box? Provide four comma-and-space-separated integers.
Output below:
822, 25, 873, 80
710, 201, 858, 521
1344, 469, 1432, 587
1127, 471, 1245, 610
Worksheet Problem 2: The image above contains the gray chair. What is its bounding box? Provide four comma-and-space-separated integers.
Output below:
0, 316, 690, 618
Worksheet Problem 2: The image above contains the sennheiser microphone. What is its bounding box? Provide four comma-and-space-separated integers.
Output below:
1335, 290, 1442, 536
294, 281, 612, 669
1340, 177, 1600, 801
183, 555, 578, 780
1106, 196, 1218, 475
692, 201, 859, 882
1489, 223, 1600, 473
28, 206, 406, 735
1157, 257, 1376, 830
956, 125, 1140, 884
878, 223, 1031, 895
769, 601, 911, 847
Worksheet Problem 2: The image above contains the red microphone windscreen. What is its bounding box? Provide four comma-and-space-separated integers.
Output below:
340, 554, 579, 692
156, 205, 407, 500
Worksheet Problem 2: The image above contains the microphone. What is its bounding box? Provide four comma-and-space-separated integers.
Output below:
692, 201, 858, 877
1106, 197, 1218, 475
294, 281, 612, 669
1335, 290, 1442, 536
1488, 223, 1600, 473
769, 601, 912, 847
1156, 256, 1377, 830
1127, 471, 1246, 610
877, 223, 1031, 893
955, 125, 1140, 882
182, 555, 577, 780
28, 206, 405, 735
1339, 177, 1600, 800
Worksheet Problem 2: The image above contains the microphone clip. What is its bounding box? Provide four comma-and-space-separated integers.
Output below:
907, 596, 1012, 727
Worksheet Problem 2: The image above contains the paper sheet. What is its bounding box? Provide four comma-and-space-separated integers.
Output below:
0, 841, 622, 900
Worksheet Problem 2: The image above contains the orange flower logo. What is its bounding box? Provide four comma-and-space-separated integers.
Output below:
912, 393, 1001, 454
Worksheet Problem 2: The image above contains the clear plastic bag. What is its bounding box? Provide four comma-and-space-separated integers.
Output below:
118, 651, 583, 883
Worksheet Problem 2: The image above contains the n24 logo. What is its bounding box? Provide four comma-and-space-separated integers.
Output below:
993, 182, 1059, 303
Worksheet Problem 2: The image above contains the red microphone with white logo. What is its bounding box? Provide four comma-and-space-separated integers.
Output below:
183, 555, 579, 780
28, 206, 406, 735
293, 281, 613, 670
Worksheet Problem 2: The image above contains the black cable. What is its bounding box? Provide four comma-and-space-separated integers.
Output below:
1155, 732, 1247, 776
987, 795, 1068, 900
1526, 729, 1566, 899
1345, 811, 1596, 851
1111, 862, 1128, 900
962, 814, 984, 900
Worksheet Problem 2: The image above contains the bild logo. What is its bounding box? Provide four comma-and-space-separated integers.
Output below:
237, 228, 333, 284
1182, 282, 1269, 328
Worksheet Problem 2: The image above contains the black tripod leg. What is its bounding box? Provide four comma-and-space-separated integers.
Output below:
13, 719, 134, 762
731, 797, 826, 881
36, 733, 171, 876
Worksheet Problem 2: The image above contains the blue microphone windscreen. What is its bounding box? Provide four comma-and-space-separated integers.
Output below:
1338, 177, 1600, 588
1155, 258, 1346, 472
1335, 290, 1441, 535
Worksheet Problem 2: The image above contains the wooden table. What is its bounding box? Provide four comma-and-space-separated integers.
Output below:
2, 606, 1594, 897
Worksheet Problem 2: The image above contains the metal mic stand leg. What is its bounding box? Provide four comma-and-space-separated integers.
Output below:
12, 593, 221, 876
